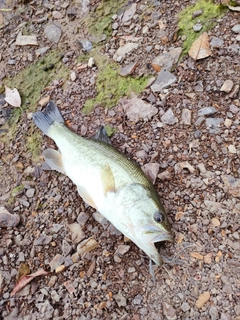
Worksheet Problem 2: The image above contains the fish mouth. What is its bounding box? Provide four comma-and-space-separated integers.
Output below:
142, 224, 174, 244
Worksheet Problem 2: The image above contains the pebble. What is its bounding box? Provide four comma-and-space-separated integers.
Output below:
142, 163, 160, 184
70, 71, 76, 81
228, 144, 237, 154
210, 36, 223, 48
113, 292, 127, 307
62, 240, 72, 256
198, 106, 217, 117
181, 108, 192, 125
68, 223, 85, 243
44, 24, 62, 43
87, 57, 95, 68
232, 24, 240, 34
133, 294, 143, 305
224, 118, 232, 128
26, 188, 35, 198
0, 206, 20, 228
119, 61, 138, 76
113, 42, 139, 61
175, 161, 195, 174
195, 116, 205, 128
193, 23, 202, 32
151, 47, 182, 72
36, 300, 54, 319
122, 3, 136, 23
220, 80, 234, 93
192, 9, 203, 18
181, 302, 190, 312
162, 302, 177, 320
205, 118, 223, 133
221, 175, 240, 197
34, 234, 52, 246
77, 238, 98, 255
49, 254, 65, 272
151, 69, 177, 92
209, 306, 219, 320
161, 108, 178, 125
158, 168, 172, 181
123, 97, 158, 122
77, 38, 93, 52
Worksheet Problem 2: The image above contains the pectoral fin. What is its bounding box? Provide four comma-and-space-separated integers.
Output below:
42, 148, 65, 173
101, 164, 115, 195
77, 185, 97, 209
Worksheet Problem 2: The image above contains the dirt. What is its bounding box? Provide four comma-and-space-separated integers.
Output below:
0, 0, 240, 319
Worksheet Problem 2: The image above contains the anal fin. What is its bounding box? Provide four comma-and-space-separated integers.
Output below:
42, 148, 65, 174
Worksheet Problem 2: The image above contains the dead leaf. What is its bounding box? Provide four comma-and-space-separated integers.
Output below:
151, 63, 161, 72
4, 86, 21, 108
188, 32, 212, 60
195, 291, 210, 308
11, 269, 49, 297
228, 4, 240, 11
15, 31, 38, 46
17, 263, 31, 280
38, 96, 50, 107
190, 252, 203, 260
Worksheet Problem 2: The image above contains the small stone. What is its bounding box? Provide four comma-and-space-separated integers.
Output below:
181, 108, 192, 125
232, 24, 240, 34
209, 306, 219, 320
198, 107, 217, 116
151, 69, 177, 92
115, 245, 130, 256
55, 265, 65, 273
175, 162, 195, 174
195, 116, 205, 128
119, 61, 138, 76
151, 47, 182, 72
35, 47, 50, 56
0, 207, 20, 228
193, 23, 202, 32
48, 276, 57, 287
220, 80, 234, 93
92, 211, 109, 228
36, 300, 54, 318
112, 22, 118, 30
62, 240, 72, 256
113, 292, 127, 307
210, 37, 223, 48
122, 3, 136, 23
52, 11, 63, 19
77, 38, 93, 52
26, 188, 35, 198
88, 57, 95, 67
162, 302, 177, 320
113, 42, 139, 61
205, 118, 223, 134
49, 254, 65, 272
68, 223, 85, 243
142, 163, 160, 184
64, 281, 76, 294
136, 150, 148, 159
221, 175, 240, 198
70, 71, 76, 81
181, 302, 190, 312
133, 294, 143, 305
158, 168, 172, 181
77, 238, 98, 255
123, 97, 158, 122
224, 118, 232, 128
228, 144, 237, 154
192, 9, 203, 18
44, 24, 61, 43
34, 234, 52, 246
161, 108, 178, 125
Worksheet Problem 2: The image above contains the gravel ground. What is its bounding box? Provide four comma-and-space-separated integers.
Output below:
0, 0, 240, 319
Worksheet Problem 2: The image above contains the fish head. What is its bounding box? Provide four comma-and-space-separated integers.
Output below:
115, 183, 173, 265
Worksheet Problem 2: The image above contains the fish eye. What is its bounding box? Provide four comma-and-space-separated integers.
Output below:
154, 212, 164, 223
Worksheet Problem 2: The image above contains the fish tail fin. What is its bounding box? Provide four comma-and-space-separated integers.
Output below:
32, 101, 64, 136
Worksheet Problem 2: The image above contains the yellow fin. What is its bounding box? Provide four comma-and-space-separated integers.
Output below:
101, 164, 115, 195
77, 185, 96, 209
42, 148, 65, 174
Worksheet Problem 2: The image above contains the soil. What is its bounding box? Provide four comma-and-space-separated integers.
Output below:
0, 1, 240, 319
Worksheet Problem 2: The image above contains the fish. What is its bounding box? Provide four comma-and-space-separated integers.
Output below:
33, 101, 173, 265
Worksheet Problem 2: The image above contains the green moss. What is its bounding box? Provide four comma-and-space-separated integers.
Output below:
178, 0, 227, 55
82, 53, 149, 114
85, 0, 128, 41
25, 126, 42, 159
105, 124, 117, 137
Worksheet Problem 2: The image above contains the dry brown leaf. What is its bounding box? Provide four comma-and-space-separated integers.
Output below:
190, 252, 204, 260
195, 291, 210, 308
4, 86, 21, 108
11, 269, 49, 297
38, 96, 50, 107
188, 32, 212, 60
151, 63, 161, 72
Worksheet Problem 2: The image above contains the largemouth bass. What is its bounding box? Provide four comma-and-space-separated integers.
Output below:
33, 101, 173, 265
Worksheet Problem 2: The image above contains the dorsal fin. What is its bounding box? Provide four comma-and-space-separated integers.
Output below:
93, 126, 112, 145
